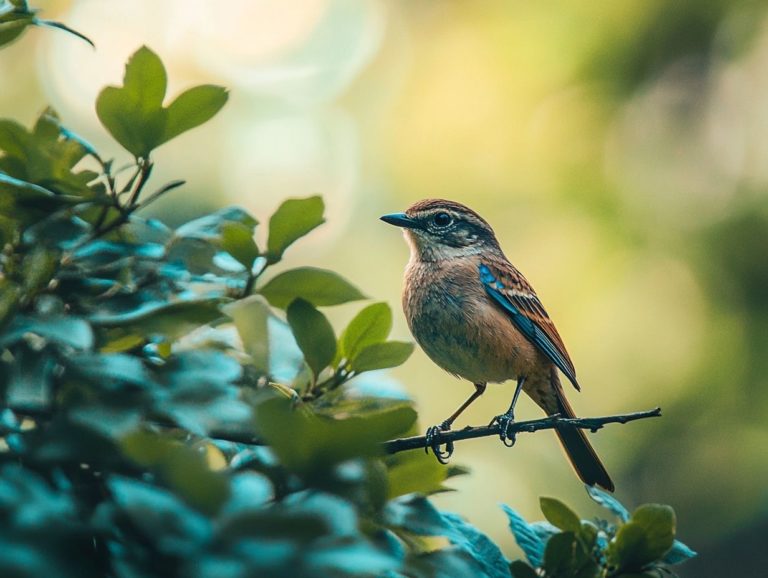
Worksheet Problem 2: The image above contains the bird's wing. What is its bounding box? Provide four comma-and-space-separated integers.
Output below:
479, 262, 580, 390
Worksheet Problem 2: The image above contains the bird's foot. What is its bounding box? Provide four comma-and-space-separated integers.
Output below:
490, 412, 517, 447
425, 421, 454, 464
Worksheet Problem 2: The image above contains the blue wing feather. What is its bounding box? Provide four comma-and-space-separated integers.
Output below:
479, 264, 580, 389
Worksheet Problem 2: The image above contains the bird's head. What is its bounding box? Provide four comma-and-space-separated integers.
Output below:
381, 199, 500, 261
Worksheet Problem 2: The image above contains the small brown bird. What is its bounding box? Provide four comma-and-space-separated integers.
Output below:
381, 199, 613, 491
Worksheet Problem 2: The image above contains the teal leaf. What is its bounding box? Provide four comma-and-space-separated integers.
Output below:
540, 497, 581, 532
501, 504, 546, 568
586, 485, 630, 522
162, 84, 228, 143
286, 299, 336, 379
259, 267, 366, 309
350, 341, 414, 373
265, 196, 325, 263
340, 302, 392, 361
662, 539, 697, 565
440, 512, 511, 578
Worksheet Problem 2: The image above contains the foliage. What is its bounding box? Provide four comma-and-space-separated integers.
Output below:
0, 14, 696, 578
504, 487, 696, 578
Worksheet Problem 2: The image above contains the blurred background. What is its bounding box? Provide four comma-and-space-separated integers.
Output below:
2, 1, 768, 575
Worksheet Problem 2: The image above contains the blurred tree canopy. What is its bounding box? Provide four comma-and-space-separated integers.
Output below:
0, 4, 699, 578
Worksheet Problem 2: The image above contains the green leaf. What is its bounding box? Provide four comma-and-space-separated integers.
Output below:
222, 296, 270, 373
254, 396, 416, 474
96, 46, 166, 157
510, 560, 539, 578
162, 84, 228, 143
0, 15, 31, 47
266, 196, 325, 262
286, 299, 336, 379
350, 341, 414, 373
540, 497, 581, 533
543, 531, 577, 577
96, 46, 227, 157
340, 302, 392, 361
259, 267, 366, 309
220, 221, 259, 269
121, 430, 230, 515
609, 505, 675, 572
386, 450, 450, 499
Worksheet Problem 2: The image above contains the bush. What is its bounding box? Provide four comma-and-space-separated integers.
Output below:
0, 8, 695, 578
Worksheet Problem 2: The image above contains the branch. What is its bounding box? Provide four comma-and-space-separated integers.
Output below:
382, 407, 662, 454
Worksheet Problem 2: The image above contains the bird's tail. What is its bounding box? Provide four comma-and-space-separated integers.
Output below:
553, 387, 615, 492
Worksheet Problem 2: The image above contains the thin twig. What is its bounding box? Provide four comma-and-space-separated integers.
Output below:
382, 407, 662, 454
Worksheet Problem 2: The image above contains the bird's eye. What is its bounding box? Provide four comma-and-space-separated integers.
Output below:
432, 212, 452, 228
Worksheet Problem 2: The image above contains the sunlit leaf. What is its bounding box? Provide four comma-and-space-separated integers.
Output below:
266, 196, 325, 263
340, 302, 392, 361
350, 341, 414, 373
540, 497, 581, 533
162, 84, 228, 143
259, 267, 366, 309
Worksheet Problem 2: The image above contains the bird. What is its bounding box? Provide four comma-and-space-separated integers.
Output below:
380, 199, 614, 491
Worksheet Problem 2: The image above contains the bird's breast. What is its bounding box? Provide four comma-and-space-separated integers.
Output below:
403, 259, 540, 384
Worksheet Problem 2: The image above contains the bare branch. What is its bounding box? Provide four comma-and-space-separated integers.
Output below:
383, 407, 662, 454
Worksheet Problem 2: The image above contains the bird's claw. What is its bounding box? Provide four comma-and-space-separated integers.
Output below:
490, 412, 517, 447
425, 421, 454, 464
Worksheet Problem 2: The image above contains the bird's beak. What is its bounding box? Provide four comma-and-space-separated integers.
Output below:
380, 212, 419, 229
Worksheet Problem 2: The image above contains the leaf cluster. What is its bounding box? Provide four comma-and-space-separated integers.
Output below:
504, 488, 696, 578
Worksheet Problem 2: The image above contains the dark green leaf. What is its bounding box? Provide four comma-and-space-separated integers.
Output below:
543, 531, 577, 576
266, 196, 325, 262
32, 18, 94, 48
340, 302, 392, 361
259, 266, 366, 309
501, 504, 545, 568
286, 299, 336, 379
540, 497, 581, 532
162, 84, 228, 143
0, 15, 30, 47
351, 341, 414, 373
386, 450, 449, 499
5, 348, 55, 411
510, 560, 539, 578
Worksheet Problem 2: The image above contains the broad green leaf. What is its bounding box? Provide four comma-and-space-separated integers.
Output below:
121, 430, 230, 515
259, 267, 366, 309
255, 395, 416, 474
350, 341, 414, 373
609, 505, 675, 572
386, 450, 449, 499
266, 196, 325, 262
220, 221, 258, 269
162, 84, 228, 143
21, 246, 58, 294
0, 14, 31, 47
540, 497, 581, 532
340, 302, 392, 361
96, 46, 167, 157
286, 299, 336, 379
